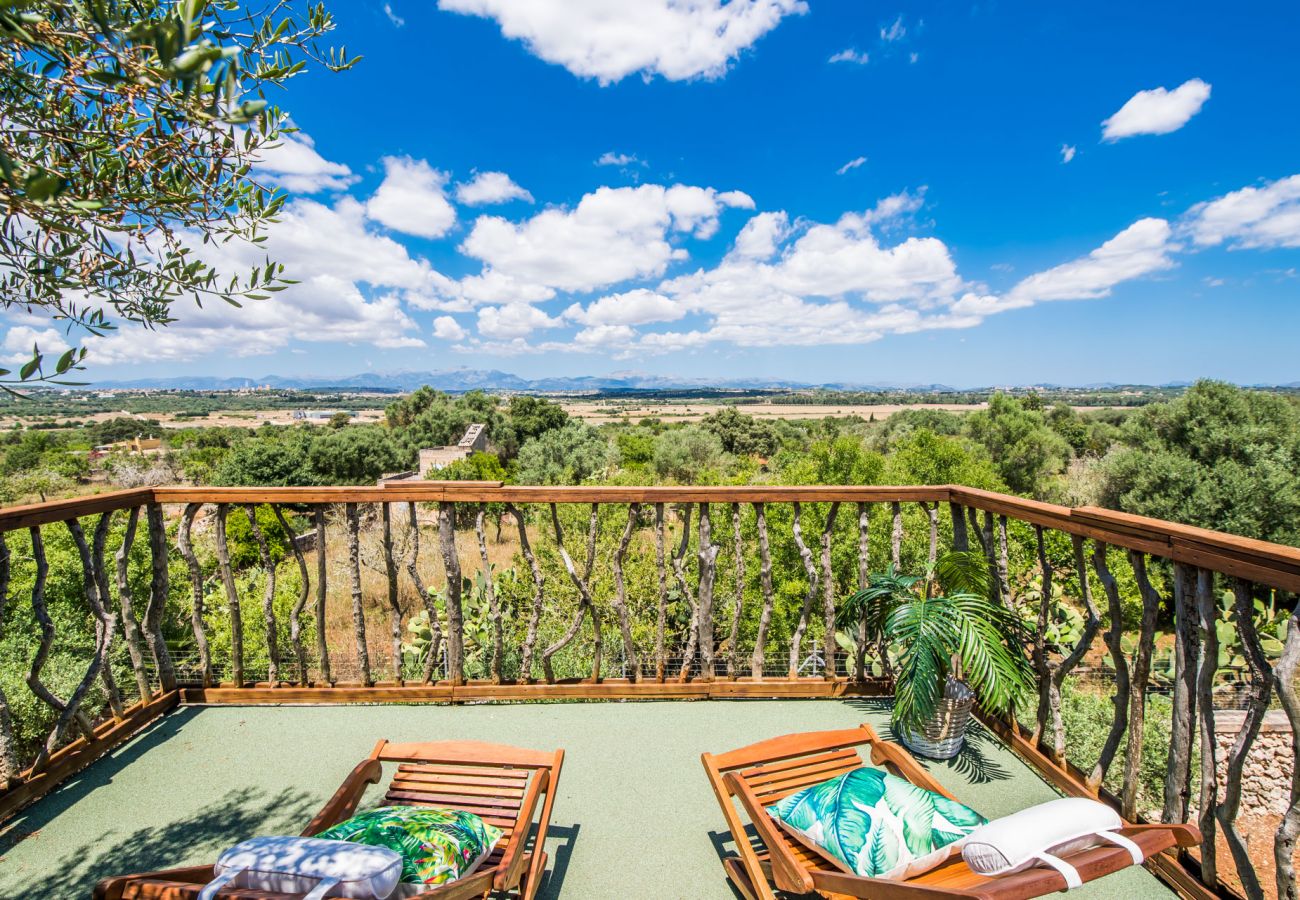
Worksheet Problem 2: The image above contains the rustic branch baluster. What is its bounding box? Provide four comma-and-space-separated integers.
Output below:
1031, 526, 1053, 744
670, 503, 694, 680
890, 501, 903, 568
272, 506, 311, 685
28, 526, 92, 771
144, 503, 176, 692
88, 513, 124, 717
345, 503, 371, 686
214, 504, 243, 687
1164, 562, 1200, 825
542, 503, 599, 683
612, 503, 642, 681
584, 505, 602, 682
654, 502, 668, 682
696, 503, 718, 681
58, 517, 119, 740
922, 502, 939, 566
1194, 567, 1219, 885
820, 502, 841, 680
1273, 587, 1300, 900
1046, 535, 1101, 762
854, 502, 870, 682
752, 502, 773, 680
949, 502, 969, 552
404, 502, 443, 684
728, 502, 744, 680
789, 502, 819, 678
1217, 579, 1271, 900
176, 503, 211, 688
244, 505, 279, 684
380, 503, 403, 684
996, 515, 1012, 603
1088, 542, 1129, 792
1121, 550, 1161, 819
313, 506, 331, 685
0, 534, 16, 787
508, 503, 542, 683
675, 504, 700, 683
438, 502, 464, 686
475, 504, 503, 683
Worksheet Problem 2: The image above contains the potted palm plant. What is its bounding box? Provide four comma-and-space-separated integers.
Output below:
837, 551, 1033, 759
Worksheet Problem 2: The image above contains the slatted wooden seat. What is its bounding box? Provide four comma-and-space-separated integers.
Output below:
94, 739, 564, 900
702, 723, 1199, 900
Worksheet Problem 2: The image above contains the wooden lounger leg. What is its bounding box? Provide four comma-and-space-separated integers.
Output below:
519, 850, 548, 900
724, 856, 762, 900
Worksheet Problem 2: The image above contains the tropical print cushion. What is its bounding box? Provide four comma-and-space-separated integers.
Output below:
316, 805, 502, 885
768, 766, 986, 881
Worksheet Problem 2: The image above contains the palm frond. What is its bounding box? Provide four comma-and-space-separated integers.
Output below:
934, 550, 992, 598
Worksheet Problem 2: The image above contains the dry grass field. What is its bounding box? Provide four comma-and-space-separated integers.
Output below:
559, 399, 991, 423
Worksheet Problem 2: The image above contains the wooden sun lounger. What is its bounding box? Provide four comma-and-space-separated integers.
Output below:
701, 723, 1199, 900
94, 738, 564, 900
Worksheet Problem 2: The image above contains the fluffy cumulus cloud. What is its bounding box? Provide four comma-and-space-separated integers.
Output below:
1184, 174, 1300, 249
596, 152, 643, 167
459, 183, 752, 294
432, 315, 469, 341
951, 218, 1177, 317
78, 196, 442, 363
436, 0, 807, 84
251, 131, 358, 194
1102, 78, 1211, 141
455, 171, 534, 206
477, 303, 562, 339
564, 289, 684, 326
366, 156, 458, 238
1, 324, 71, 365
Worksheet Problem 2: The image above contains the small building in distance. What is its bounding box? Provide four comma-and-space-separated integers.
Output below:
90, 436, 163, 460
292, 409, 355, 421
417, 423, 488, 477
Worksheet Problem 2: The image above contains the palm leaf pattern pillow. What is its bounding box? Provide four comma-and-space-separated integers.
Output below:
768, 766, 986, 880
317, 805, 503, 885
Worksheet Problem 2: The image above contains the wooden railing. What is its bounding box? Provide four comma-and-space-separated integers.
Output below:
0, 482, 1297, 898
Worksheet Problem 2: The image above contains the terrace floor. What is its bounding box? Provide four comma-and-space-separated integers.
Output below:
0, 699, 1168, 899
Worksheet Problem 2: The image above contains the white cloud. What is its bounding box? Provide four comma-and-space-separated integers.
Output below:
1061, 144, 1076, 164
477, 303, 562, 339
1184, 174, 1300, 249
880, 16, 906, 41
366, 156, 457, 238
596, 152, 643, 167
836, 156, 868, 175
383, 3, 404, 26
459, 183, 750, 293
1, 325, 71, 366
1102, 78, 1211, 141
829, 48, 868, 65
455, 171, 534, 206
252, 132, 357, 194
564, 289, 684, 326
730, 211, 790, 260
437, 0, 808, 84
432, 316, 468, 341
952, 218, 1176, 317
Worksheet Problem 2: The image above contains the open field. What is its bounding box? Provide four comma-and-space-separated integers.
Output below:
560, 399, 995, 423
0, 407, 388, 431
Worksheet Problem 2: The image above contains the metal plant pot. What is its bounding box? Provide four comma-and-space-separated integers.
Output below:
899, 676, 975, 760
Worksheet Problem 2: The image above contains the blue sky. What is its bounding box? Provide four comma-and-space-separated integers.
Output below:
41, 0, 1300, 386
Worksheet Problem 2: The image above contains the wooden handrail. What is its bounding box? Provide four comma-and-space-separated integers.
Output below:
2, 482, 1294, 589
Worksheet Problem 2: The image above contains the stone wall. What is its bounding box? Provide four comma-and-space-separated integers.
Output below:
1214, 709, 1292, 816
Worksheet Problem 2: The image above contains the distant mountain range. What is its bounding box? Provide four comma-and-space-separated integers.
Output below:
82, 369, 1300, 393
85, 369, 965, 393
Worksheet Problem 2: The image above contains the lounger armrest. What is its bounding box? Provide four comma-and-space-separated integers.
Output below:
808, 867, 975, 899
723, 772, 815, 895
301, 757, 383, 836
495, 767, 549, 891
93, 865, 215, 900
